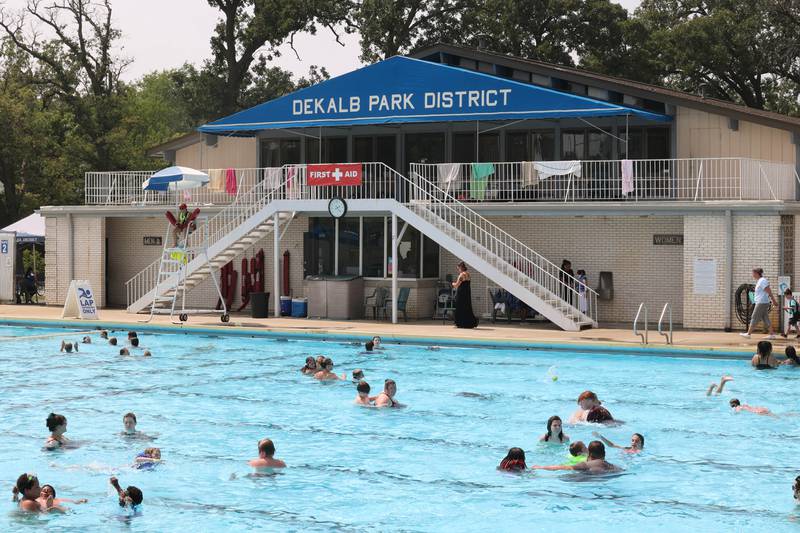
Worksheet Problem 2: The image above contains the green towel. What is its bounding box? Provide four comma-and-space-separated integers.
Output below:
470, 163, 494, 200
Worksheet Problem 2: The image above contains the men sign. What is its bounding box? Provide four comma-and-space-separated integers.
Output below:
307, 163, 362, 186
61, 280, 99, 320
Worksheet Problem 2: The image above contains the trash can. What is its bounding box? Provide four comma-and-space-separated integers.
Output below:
250, 292, 269, 319
291, 297, 308, 318
280, 296, 292, 316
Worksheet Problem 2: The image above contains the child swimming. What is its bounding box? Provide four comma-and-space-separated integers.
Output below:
133, 448, 162, 469
110, 476, 143, 509
354, 380, 374, 406
44, 412, 69, 449
592, 431, 644, 453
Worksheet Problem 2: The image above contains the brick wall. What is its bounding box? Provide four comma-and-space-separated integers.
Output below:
44, 215, 106, 307
440, 215, 685, 325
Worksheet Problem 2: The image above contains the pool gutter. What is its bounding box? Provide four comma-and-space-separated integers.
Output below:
0, 316, 754, 359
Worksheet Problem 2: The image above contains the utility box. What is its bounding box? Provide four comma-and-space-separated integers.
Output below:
305, 275, 364, 319
598, 271, 613, 301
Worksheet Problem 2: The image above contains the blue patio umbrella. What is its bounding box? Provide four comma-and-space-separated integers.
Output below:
142, 166, 210, 191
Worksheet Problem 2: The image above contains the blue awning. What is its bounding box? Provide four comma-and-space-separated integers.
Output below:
199, 56, 671, 134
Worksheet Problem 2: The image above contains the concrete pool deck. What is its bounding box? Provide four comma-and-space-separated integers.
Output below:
0, 304, 780, 355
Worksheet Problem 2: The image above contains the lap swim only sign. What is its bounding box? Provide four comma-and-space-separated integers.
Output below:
292, 89, 512, 115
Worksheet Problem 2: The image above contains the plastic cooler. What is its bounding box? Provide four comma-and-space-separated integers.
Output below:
291, 298, 308, 318
280, 296, 292, 316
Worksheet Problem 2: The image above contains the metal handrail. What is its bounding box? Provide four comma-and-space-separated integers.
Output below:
658, 302, 673, 344
634, 302, 648, 344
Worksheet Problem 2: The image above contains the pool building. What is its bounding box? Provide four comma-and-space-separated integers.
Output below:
40, 43, 800, 331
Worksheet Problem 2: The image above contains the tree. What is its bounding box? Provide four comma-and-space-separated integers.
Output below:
206, 0, 349, 117
0, 0, 131, 170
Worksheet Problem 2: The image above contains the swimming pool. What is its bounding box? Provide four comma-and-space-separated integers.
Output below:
2, 325, 798, 531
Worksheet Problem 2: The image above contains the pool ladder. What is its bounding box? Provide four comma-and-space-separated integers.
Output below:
634, 302, 673, 345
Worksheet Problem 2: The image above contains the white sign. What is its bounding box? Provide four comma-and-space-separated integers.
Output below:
693, 258, 717, 295
61, 280, 99, 320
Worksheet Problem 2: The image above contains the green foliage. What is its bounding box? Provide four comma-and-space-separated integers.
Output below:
22, 247, 44, 274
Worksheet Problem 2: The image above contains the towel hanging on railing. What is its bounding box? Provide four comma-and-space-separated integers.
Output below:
208, 168, 225, 191
521, 161, 541, 188
437, 163, 461, 192
621, 159, 635, 196
470, 163, 494, 200
533, 160, 582, 180
225, 168, 238, 196
263, 167, 282, 190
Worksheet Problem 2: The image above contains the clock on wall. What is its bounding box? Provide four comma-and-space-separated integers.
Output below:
328, 197, 347, 219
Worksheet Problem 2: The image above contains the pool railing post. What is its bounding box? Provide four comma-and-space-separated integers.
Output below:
392, 212, 398, 324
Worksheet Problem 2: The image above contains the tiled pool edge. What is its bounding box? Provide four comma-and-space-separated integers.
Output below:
0, 316, 753, 359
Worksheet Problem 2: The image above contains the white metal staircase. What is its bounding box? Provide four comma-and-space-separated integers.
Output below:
125, 174, 291, 313
125, 162, 597, 330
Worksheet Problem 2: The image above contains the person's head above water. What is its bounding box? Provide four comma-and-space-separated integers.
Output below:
365, 341, 374, 352
356, 380, 371, 395
587, 440, 606, 460
323, 357, 334, 370
100, 330, 108, 339
793, 476, 800, 501
142, 447, 160, 459
62, 341, 74, 353
372, 336, 382, 347
15, 473, 41, 500
730, 398, 741, 408
757, 340, 772, 357
82, 336, 91, 344
569, 441, 588, 457
315, 355, 325, 367
40, 484, 56, 499
352, 369, 364, 381
127, 331, 138, 340
304, 356, 316, 369
46, 413, 67, 434
544, 415, 564, 441
384, 379, 397, 397
787, 346, 799, 363
123, 412, 137, 432
109, 337, 118, 346
130, 337, 140, 348
577, 390, 600, 409
499, 447, 526, 471
631, 433, 645, 450
258, 438, 276, 458
120, 348, 130, 356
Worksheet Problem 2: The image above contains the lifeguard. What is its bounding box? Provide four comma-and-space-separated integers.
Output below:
166, 203, 200, 246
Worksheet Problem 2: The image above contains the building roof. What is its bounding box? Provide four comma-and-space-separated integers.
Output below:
198, 56, 668, 135
412, 43, 800, 133
145, 131, 202, 158
2, 212, 45, 241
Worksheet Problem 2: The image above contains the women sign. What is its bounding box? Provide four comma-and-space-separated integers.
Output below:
307, 163, 362, 186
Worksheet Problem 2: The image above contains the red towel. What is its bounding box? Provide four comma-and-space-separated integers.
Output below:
225, 168, 238, 196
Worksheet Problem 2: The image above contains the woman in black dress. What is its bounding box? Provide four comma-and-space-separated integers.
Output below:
452, 261, 478, 328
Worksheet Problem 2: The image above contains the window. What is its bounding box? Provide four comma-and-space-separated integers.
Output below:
646, 128, 670, 159
338, 218, 360, 275
453, 133, 475, 163
353, 136, 396, 169
561, 131, 585, 159
532, 132, 555, 161
587, 130, 612, 160
618, 128, 644, 159
506, 132, 528, 161
423, 236, 440, 278
386, 225, 420, 278
307, 137, 347, 164
304, 218, 335, 276
353, 136, 373, 162
259, 139, 299, 166
362, 217, 384, 277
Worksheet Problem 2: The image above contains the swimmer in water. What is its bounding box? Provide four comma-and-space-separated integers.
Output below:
365, 341, 374, 352
354, 380, 374, 406
531, 440, 622, 473
300, 356, 317, 375
314, 357, 346, 381
567, 441, 588, 464
707, 375, 734, 395
372, 336, 383, 349
315, 355, 326, 370
100, 330, 108, 339
751, 340, 779, 369
81, 336, 91, 344
120, 347, 130, 356
143, 350, 152, 357
782, 346, 800, 366
351, 369, 365, 382
44, 412, 69, 449
110, 476, 143, 509
498, 447, 527, 471
593, 431, 644, 453
133, 447, 162, 469
793, 475, 800, 502
109, 337, 118, 346
373, 379, 404, 408
248, 438, 286, 469
130, 337, 140, 348
37, 484, 87, 509
540, 415, 570, 444
11, 473, 59, 513
60, 340, 78, 353
569, 391, 614, 424
426, 346, 441, 351
730, 398, 776, 416
128, 331, 138, 342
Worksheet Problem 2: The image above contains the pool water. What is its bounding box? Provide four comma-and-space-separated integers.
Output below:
2, 326, 799, 532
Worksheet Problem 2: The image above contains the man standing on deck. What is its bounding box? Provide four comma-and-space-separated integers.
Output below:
741, 268, 777, 339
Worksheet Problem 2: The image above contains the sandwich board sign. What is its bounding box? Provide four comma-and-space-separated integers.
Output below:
61, 280, 99, 320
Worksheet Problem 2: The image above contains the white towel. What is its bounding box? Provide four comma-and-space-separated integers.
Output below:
208, 169, 225, 191
263, 167, 282, 190
437, 163, 461, 190
533, 160, 582, 180
521, 161, 540, 188
621, 159, 634, 196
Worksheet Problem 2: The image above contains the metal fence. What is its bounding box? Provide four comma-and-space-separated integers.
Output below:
409, 158, 799, 203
